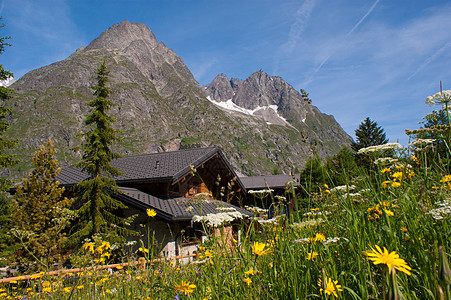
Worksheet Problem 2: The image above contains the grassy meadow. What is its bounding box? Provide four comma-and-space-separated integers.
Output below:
1, 140, 451, 300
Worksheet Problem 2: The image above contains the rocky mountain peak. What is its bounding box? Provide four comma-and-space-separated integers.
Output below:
85, 20, 158, 51
204, 73, 234, 102
7, 20, 352, 178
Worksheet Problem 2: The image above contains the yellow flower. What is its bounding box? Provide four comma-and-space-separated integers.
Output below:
199, 249, 213, 259
411, 154, 420, 164
382, 181, 391, 188
42, 287, 52, 293
139, 247, 149, 253
251, 241, 271, 256
174, 281, 196, 295
401, 227, 408, 232
116, 265, 123, 270
63, 287, 72, 293
391, 181, 401, 188
310, 233, 326, 243
30, 272, 44, 279
244, 269, 257, 275
146, 208, 157, 217
364, 245, 412, 275
307, 251, 319, 260
97, 241, 111, 254
391, 172, 403, 180
82, 242, 95, 254
318, 276, 343, 297
76, 285, 84, 290
384, 209, 394, 216
242, 277, 252, 286
440, 175, 451, 183
323, 184, 329, 189
9, 280, 17, 284
381, 167, 391, 174
42, 281, 51, 288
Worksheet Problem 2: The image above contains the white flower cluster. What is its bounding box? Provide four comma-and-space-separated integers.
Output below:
357, 143, 402, 155
343, 192, 362, 198
245, 205, 269, 214
274, 195, 287, 201
409, 138, 436, 148
248, 189, 274, 194
290, 218, 324, 231
216, 207, 237, 212
426, 200, 451, 220
303, 210, 330, 217
425, 90, 451, 106
257, 218, 279, 225
374, 157, 399, 165
192, 208, 243, 227
293, 236, 346, 244
329, 185, 356, 193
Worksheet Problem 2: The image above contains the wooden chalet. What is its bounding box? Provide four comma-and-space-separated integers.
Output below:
56, 147, 250, 259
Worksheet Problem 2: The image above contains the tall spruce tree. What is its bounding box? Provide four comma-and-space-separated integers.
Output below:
0, 21, 20, 190
0, 20, 20, 262
351, 117, 388, 152
12, 139, 74, 271
71, 62, 135, 244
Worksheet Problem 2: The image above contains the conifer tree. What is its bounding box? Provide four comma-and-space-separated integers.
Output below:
0, 21, 20, 191
351, 117, 388, 152
71, 62, 135, 244
12, 139, 74, 271
0, 20, 20, 262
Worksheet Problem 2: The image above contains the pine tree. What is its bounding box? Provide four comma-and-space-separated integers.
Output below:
0, 21, 20, 191
351, 117, 388, 152
0, 20, 20, 263
71, 62, 136, 244
12, 139, 74, 271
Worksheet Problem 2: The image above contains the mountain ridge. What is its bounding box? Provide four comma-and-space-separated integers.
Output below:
6, 20, 352, 177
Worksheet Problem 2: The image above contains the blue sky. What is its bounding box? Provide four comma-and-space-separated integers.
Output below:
1, 0, 451, 145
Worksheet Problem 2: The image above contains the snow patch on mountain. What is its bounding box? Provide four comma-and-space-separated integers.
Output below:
206, 96, 290, 126
0, 77, 15, 87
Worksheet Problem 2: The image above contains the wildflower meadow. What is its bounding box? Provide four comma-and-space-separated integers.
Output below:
1, 96, 451, 299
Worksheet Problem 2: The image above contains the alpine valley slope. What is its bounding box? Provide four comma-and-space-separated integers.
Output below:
6, 20, 351, 177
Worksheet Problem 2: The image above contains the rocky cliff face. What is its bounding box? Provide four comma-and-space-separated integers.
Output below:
7, 20, 351, 177
204, 71, 352, 154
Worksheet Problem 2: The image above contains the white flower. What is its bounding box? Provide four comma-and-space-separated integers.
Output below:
426, 200, 451, 220
330, 185, 356, 192
244, 206, 269, 214
248, 189, 274, 194
257, 218, 279, 225
374, 157, 398, 165
343, 192, 361, 198
425, 90, 451, 106
303, 210, 330, 216
274, 195, 287, 201
357, 143, 402, 155
192, 208, 243, 227
409, 138, 436, 147
290, 218, 324, 231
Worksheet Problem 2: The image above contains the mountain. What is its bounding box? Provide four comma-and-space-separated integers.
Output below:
6, 20, 351, 177
203, 71, 351, 149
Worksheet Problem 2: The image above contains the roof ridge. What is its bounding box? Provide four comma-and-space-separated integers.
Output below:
115, 146, 218, 160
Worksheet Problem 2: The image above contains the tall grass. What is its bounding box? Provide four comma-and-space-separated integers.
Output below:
1, 143, 450, 299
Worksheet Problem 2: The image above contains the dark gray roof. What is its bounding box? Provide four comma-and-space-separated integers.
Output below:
57, 147, 227, 186
116, 187, 251, 221
240, 174, 300, 190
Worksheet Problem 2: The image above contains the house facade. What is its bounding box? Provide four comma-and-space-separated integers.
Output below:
56, 147, 250, 259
